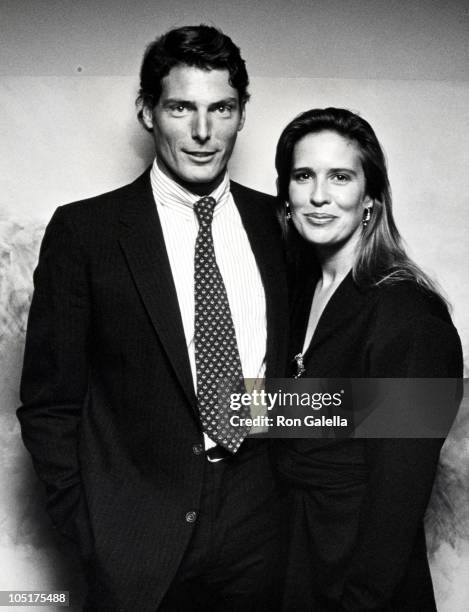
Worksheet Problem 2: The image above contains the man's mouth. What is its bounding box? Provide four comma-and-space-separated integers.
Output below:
184, 150, 217, 160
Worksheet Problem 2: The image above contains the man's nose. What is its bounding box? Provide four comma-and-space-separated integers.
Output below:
309, 179, 330, 206
192, 112, 211, 143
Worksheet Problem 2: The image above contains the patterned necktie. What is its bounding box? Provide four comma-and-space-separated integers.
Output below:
193, 196, 249, 453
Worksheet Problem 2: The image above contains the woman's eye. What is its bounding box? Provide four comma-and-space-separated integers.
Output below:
332, 174, 350, 183
293, 172, 312, 182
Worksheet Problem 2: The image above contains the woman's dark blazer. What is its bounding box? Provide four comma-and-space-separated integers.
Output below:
278, 271, 463, 612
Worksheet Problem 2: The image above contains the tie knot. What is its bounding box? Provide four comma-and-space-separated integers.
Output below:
194, 196, 216, 226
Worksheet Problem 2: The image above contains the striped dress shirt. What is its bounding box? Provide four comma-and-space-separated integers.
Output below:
150, 160, 267, 447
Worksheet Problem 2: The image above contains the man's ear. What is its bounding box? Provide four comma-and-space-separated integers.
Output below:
142, 106, 154, 131
238, 104, 246, 132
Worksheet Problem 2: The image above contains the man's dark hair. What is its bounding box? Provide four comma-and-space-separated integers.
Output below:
136, 24, 250, 130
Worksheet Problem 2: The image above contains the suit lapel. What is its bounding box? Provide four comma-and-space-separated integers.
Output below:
118, 174, 288, 406
230, 182, 289, 379
118, 170, 196, 407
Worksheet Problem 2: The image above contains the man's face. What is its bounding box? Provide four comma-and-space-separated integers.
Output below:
143, 64, 246, 193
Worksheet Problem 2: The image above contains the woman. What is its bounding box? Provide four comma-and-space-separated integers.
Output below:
275, 108, 463, 611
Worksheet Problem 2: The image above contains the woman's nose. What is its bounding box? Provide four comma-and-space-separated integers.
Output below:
309, 179, 330, 206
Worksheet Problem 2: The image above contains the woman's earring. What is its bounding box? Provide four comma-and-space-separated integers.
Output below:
285, 201, 292, 221
362, 206, 372, 227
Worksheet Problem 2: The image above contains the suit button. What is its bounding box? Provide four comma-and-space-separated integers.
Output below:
192, 443, 203, 456
185, 511, 197, 523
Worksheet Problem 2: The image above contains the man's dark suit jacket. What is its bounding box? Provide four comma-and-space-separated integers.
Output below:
18, 169, 289, 612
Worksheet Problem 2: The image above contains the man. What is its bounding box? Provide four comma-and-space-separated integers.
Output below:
18, 25, 289, 612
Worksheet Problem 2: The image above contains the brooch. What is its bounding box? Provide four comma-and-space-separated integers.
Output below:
293, 353, 305, 379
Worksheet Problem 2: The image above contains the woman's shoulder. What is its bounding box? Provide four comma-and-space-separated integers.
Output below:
365, 279, 462, 377
369, 279, 452, 327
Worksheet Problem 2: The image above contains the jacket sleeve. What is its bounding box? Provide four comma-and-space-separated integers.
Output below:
17, 206, 92, 551
338, 311, 463, 611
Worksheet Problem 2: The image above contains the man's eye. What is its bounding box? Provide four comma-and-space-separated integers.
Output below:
169, 104, 189, 115
216, 104, 232, 115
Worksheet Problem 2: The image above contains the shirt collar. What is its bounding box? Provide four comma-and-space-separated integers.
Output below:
150, 158, 231, 217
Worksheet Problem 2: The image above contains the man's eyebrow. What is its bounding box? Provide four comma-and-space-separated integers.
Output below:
161, 98, 195, 106
209, 97, 238, 105
161, 97, 239, 107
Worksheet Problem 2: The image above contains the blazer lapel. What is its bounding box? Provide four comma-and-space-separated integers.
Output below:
230, 182, 289, 379
306, 271, 369, 354
118, 170, 196, 407
289, 271, 316, 361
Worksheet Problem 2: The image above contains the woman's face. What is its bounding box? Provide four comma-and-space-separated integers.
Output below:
288, 130, 371, 250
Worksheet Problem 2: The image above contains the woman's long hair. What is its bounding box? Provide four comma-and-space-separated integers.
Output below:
275, 107, 446, 301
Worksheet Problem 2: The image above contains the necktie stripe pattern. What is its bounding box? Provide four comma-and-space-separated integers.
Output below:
194, 196, 249, 452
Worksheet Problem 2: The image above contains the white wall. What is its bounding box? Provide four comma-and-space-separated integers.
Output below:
2, 0, 469, 80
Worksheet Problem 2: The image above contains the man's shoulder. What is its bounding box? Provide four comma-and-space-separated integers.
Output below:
230, 180, 277, 206
56, 169, 151, 224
